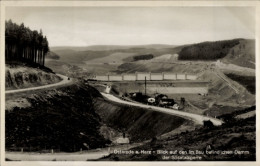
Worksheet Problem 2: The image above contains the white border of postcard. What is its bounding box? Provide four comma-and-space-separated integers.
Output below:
0, 1, 259, 166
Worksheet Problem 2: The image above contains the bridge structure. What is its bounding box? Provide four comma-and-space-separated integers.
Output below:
94, 72, 198, 82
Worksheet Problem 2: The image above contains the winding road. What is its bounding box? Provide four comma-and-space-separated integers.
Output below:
101, 92, 223, 126
6, 74, 72, 94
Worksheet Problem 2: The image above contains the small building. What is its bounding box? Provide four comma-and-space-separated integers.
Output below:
114, 137, 130, 144
105, 86, 111, 93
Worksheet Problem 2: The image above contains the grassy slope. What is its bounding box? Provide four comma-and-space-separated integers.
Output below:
50, 45, 178, 65
94, 98, 187, 142
117, 61, 210, 74
86, 52, 137, 64
47, 45, 182, 75
5, 64, 62, 90
116, 39, 255, 74
198, 70, 255, 116
45, 51, 60, 60
222, 39, 255, 69
48, 39, 255, 76
178, 39, 241, 60
225, 73, 255, 94
177, 39, 255, 69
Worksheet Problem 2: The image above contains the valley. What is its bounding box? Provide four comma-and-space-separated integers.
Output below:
6, 38, 256, 161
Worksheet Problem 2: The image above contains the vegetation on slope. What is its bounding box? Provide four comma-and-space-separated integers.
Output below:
222, 39, 255, 69
225, 73, 255, 94
50, 46, 179, 65
6, 83, 110, 152
178, 39, 241, 60
6, 80, 187, 152
133, 54, 154, 61
5, 63, 61, 90
46, 51, 60, 60
94, 99, 187, 142
101, 106, 255, 161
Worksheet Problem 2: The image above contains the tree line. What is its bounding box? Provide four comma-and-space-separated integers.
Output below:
5, 19, 49, 66
178, 39, 241, 60
133, 54, 154, 61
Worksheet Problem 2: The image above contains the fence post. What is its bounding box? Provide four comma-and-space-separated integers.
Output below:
21, 148, 23, 153
51, 149, 54, 154
162, 72, 165, 80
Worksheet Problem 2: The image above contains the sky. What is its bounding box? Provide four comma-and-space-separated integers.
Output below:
5, 6, 255, 47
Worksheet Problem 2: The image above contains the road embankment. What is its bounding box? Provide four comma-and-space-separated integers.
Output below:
101, 93, 223, 126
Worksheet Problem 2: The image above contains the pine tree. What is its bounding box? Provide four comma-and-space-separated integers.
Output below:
5, 20, 49, 66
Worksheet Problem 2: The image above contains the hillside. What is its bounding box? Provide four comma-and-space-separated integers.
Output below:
45, 51, 60, 60
46, 44, 183, 76
94, 98, 187, 142
50, 45, 179, 65
6, 80, 188, 153
6, 82, 110, 152
178, 39, 241, 60
221, 39, 255, 69
100, 108, 256, 161
6, 64, 62, 90
116, 39, 255, 75
177, 39, 255, 69
47, 39, 255, 76
51, 44, 176, 52
116, 60, 210, 74
198, 70, 255, 117
85, 52, 137, 64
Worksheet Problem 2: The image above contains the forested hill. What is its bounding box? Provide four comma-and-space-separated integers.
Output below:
178, 39, 242, 60
5, 20, 49, 66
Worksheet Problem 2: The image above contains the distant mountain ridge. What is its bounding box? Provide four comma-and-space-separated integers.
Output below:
51, 44, 176, 52
46, 38, 255, 76
46, 51, 60, 60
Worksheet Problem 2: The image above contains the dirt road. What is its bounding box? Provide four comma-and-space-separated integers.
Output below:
235, 110, 256, 119
6, 74, 72, 94
101, 93, 223, 126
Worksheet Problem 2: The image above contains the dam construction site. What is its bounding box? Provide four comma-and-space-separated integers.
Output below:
4, 17, 256, 162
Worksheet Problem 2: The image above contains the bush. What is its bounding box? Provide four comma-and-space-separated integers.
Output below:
133, 54, 154, 61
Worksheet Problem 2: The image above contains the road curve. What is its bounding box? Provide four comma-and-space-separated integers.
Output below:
6, 74, 72, 94
101, 92, 223, 126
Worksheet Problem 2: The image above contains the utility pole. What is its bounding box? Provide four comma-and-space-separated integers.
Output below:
145, 76, 147, 95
